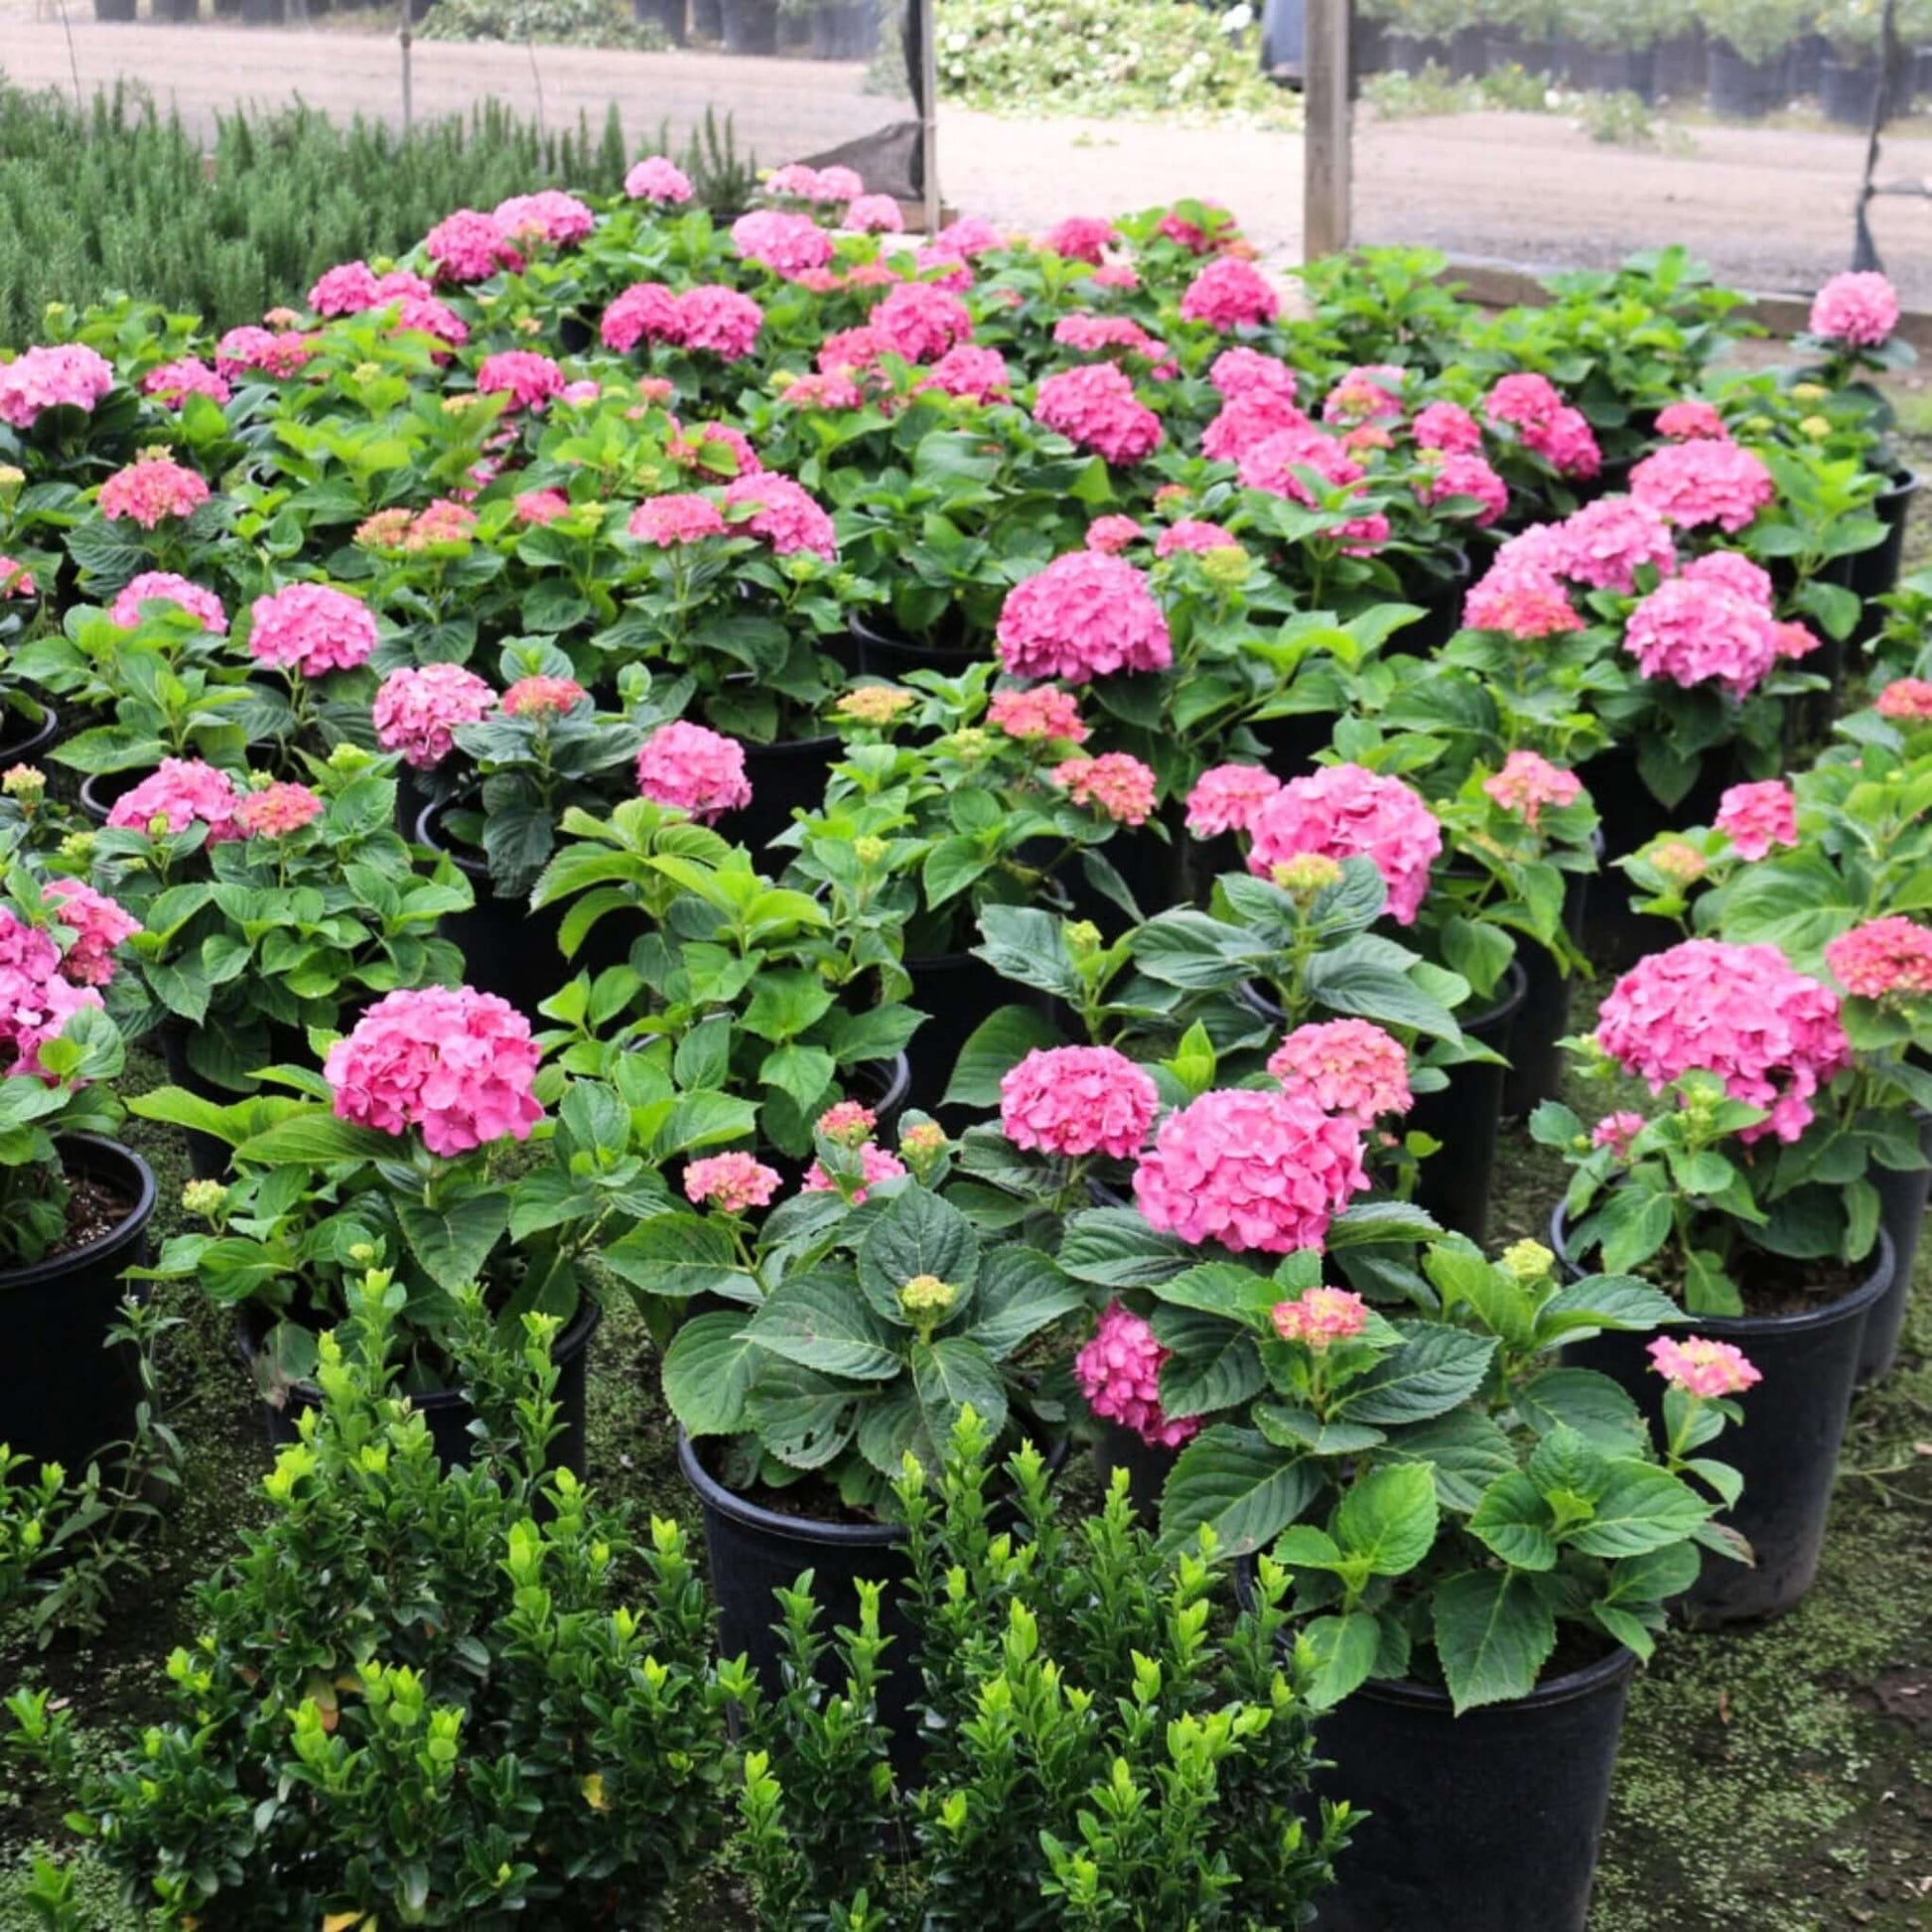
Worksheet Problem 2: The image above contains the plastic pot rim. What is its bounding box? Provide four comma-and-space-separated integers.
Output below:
0, 1134, 157, 1294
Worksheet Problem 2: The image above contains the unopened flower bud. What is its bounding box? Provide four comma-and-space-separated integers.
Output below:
900, 1120, 947, 1172
816, 1099, 877, 1150
1272, 853, 1345, 898
57, 831, 94, 866
1064, 919, 1103, 959
898, 1273, 957, 1319
853, 835, 889, 867
328, 741, 373, 773
945, 727, 991, 764
1651, 840, 1706, 888
1799, 415, 1832, 441
2, 763, 46, 803
834, 684, 913, 726
1791, 381, 1828, 403
1500, 1238, 1554, 1284
1199, 544, 1251, 588
181, 1179, 228, 1217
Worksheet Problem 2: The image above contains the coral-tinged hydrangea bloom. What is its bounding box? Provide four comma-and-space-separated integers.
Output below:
1157, 205, 1227, 252
1092, 262, 1140, 292
1178, 257, 1280, 330
1462, 558, 1584, 638
762, 161, 856, 202
236, 780, 325, 838
1200, 389, 1308, 463
142, 356, 230, 409
635, 721, 752, 822
476, 350, 566, 413
731, 208, 835, 279
1185, 762, 1281, 837
673, 285, 764, 360
98, 452, 209, 528
1085, 513, 1142, 554
1075, 1302, 1199, 1449
817, 325, 883, 376
1157, 517, 1238, 556
248, 583, 378, 677
778, 370, 864, 410
987, 684, 1089, 745
513, 488, 572, 525
802, 1140, 907, 1203
1412, 399, 1483, 454
1630, 440, 1775, 533
1715, 780, 1798, 861
1825, 915, 1932, 1000
669, 418, 762, 478
501, 674, 587, 718
386, 294, 469, 349
1481, 374, 1599, 474
43, 880, 140, 987
1875, 677, 1932, 723
1623, 574, 1779, 699
1595, 938, 1852, 1145
110, 572, 226, 633
1322, 364, 1406, 424
1483, 750, 1584, 828
1682, 549, 1773, 606
356, 498, 478, 552
1650, 840, 1708, 889
995, 551, 1173, 683
0, 343, 115, 429
214, 326, 315, 380
1809, 270, 1900, 346
684, 1151, 781, 1212
871, 282, 974, 363
628, 492, 728, 545
0, 556, 35, 599
373, 662, 496, 769
1648, 1335, 1761, 1399
1210, 346, 1298, 403
0, 905, 102, 1077
1656, 398, 1729, 441
1773, 621, 1822, 663
1419, 451, 1509, 525
327, 985, 543, 1156
1000, 1045, 1159, 1160
1051, 752, 1158, 826
1034, 362, 1164, 466
1247, 763, 1442, 924
816, 1099, 878, 1147
1271, 1285, 1370, 1349
1590, 1111, 1646, 1159
833, 684, 914, 727
1554, 495, 1677, 593
625, 155, 694, 203
105, 758, 243, 841
1133, 1086, 1369, 1255
601, 282, 684, 353
916, 343, 1011, 401
1267, 1021, 1412, 1125
424, 208, 522, 283
722, 472, 838, 560
492, 190, 595, 246
1041, 214, 1119, 262
844, 193, 903, 233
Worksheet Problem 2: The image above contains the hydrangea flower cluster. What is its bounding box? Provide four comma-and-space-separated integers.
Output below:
1033, 362, 1164, 466
1825, 915, 1932, 1000
1074, 1302, 1199, 1449
1210, 347, 1297, 403
763, 162, 863, 203
844, 194, 903, 233
731, 208, 835, 279
1000, 1045, 1159, 1160
424, 208, 523, 283
1051, 752, 1158, 825
987, 684, 1089, 745
1132, 1086, 1369, 1255
98, 452, 209, 528
110, 572, 227, 633
1053, 314, 1171, 368
684, 1151, 782, 1213
0, 343, 115, 429
1875, 677, 1932, 723
600, 282, 683, 353
1085, 514, 1142, 554
1629, 440, 1775, 532
1412, 399, 1482, 454
0, 905, 102, 1078
477, 350, 566, 413
1267, 1020, 1412, 1125
1595, 938, 1852, 1144
235, 780, 325, 838
1461, 556, 1585, 638
492, 190, 596, 246
1270, 1285, 1370, 1349
673, 286, 766, 360
1185, 762, 1281, 838
1552, 495, 1677, 593
995, 551, 1173, 682
142, 356, 230, 409
917, 343, 1011, 401
1808, 270, 1900, 346
624, 155, 694, 203
1202, 388, 1307, 463
1591, 1111, 1646, 1158
1622, 572, 1780, 698
670, 419, 761, 477
1041, 213, 1119, 262
1483, 749, 1584, 827
1246, 763, 1442, 925
248, 583, 379, 677
215, 325, 316, 380
1655, 399, 1728, 442
1419, 451, 1509, 525
42, 880, 140, 988
1480, 372, 1599, 477
1647, 1335, 1762, 1398
501, 674, 587, 718
104, 758, 244, 841
628, 493, 729, 545
1177, 257, 1280, 330
634, 721, 752, 822
1714, 780, 1799, 860
1157, 518, 1238, 556
802, 1140, 907, 1203
871, 282, 974, 363
0, 557, 34, 600
721, 472, 837, 559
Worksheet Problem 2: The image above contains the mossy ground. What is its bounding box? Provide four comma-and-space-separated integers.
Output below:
1, 415, 1929, 1932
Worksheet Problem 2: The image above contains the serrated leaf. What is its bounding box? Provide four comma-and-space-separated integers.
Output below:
748, 1271, 904, 1380
1157, 1425, 1318, 1556
962, 1246, 1083, 1359
600, 1215, 755, 1303
1304, 1610, 1385, 1711
1433, 1568, 1557, 1715
857, 1187, 979, 1324
662, 1311, 760, 1436
1332, 1462, 1440, 1577
1566, 1461, 1712, 1559
393, 1193, 508, 1294
910, 1336, 1007, 1451
1330, 1323, 1497, 1427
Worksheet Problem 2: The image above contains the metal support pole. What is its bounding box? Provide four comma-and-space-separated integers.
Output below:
399, 0, 414, 134
918, 0, 940, 235
1303, 0, 1351, 261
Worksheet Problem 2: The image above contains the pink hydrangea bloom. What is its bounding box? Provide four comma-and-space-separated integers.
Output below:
1034, 362, 1164, 466
871, 282, 974, 363
1085, 513, 1142, 554
1322, 364, 1406, 425
916, 344, 1011, 401
1246, 763, 1442, 925
817, 1099, 877, 1147
42, 880, 139, 987
669, 418, 761, 478
477, 350, 566, 413
98, 453, 209, 529
1462, 559, 1584, 638
1093, 263, 1140, 292
1133, 1086, 1369, 1256
1590, 1111, 1646, 1158
1656, 399, 1728, 441
1210, 347, 1297, 403
673, 286, 764, 360
1051, 752, 1158, 826
930, 214, 1002, 261
1483, 750, 1584, 828
1267, 1020, 1412, 1125
514, 488, 572, 525
802, 1141, 907, 1203
248, 583, 378, 677
1648, 1335, 1761, 1399
1053, 314, 1170, 367
602, 282, 684, 353
1773, 621, 1822, 663
1234, 426, 1387, 549
1682, 549, 1773, 606
1630, 441, 1775, 533
1157, 517, 1238, 556
763, 162, 849, 202
492, 190, 595, 246
1201, 389, 1308, 463
326, 985, 543, 1156
732, 208, 835, 280
779, 370, 864, 412
1185, 763, 1281, 838
1075, 1302, 1199, 1449
1875, 677, 1932, 723
1483, 371, 1564, 432
309, 260, 382, 315
1527, 406, 1600, 480
1825, 915, 1932, 1000
110, 572, 226, 633
995, 552, 1173, 683
1412, 399, 1482, 455
844, 193, 903, 233
501, 674, 587, 718
1000, 1044, 1158, 1160
236, 781, 325, 838
141, 357, 230, 409
1041, 214, 1119, 262
987, 685, 1089, 745
0, 556, 35, 599
1419, 451, 1509, 525
1715, 780, 1799, 861
1595, 938, 1852, 1145
1178, 257, 1280, 330
0, 906, 101, 1078
424, 208, 522, 283
635, 720, 752, 821
1623, 575, 1780, 699
722, 472, 837, 559
624, 155, 694, 203
1809, 270, 1900, 347
1270, 1285, 1370, 1349
104, 758, 243, 842
684, 1151, 782, 1212
0, 344, 115, 429
1554, 495, 1677, 593
214, 327, 314, 381
386, 294, 469, 349
373, 663, 496, 769
628, 493, 729, 544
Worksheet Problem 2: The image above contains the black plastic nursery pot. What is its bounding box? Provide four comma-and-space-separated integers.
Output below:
1851, 469, 1921, 647
242, 1294, 603, 1475
1860, 1116, 1931, 1385
92, 0, 137, 18
635, 0, 687, 43
1706, 40, 1788, 118
1307, 1644, 1638, 1932
1786, 30, 1829, 96
1409, 960, 1528, 1247
76, 767, 137, 828
848, 610, 982, 683
1652, 31, 1708, 99
1554, 1210, 1893, 1624
1584, 44, 1657, 101
0, 1136, 157, 1475
899, 947, 1061, 1120
0, 702, 58, 768
718, 0, 777, 53
1501, 857, 1594, 1122
737, 730, 844, 862
1820, 55, 1885, 126
689, 0, 722, 34
154, 1015, 309, 1182
809, 0, 876, 59
1092, 1422, 1177, 1526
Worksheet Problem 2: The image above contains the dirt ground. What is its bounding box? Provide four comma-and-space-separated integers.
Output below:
4, 15, 1932, 303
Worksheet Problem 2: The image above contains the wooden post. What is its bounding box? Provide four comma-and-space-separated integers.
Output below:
918, 0, 941, 236
1304, 0, 1351, 261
